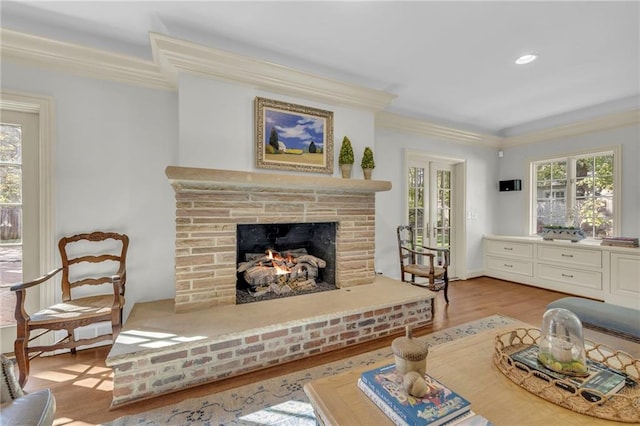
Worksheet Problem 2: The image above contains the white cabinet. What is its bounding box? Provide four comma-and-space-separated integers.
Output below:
536, 244, 604, 297
537, 245, 602, 268
484, 238, 534, 281
537, 263, 602, 290
486, 256, 533, 277
484, 235, 640, 309
609, 252, 640, 309
486, 240, 533, 259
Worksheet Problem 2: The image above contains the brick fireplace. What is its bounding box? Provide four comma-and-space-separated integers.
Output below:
166, 166, 392, 312
104, 167, 432, 408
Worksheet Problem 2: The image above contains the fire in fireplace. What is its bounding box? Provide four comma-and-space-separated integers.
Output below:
236, 222, 337, 303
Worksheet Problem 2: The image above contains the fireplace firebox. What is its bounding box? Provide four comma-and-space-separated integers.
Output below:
236, 222, 337, 303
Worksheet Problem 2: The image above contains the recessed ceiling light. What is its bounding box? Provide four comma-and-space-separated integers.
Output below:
515, 53, 538, 65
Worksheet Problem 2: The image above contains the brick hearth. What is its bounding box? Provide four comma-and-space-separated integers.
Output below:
106, 277, 434, 407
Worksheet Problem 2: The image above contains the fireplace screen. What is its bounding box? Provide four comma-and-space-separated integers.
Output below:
236, 222, 337, 303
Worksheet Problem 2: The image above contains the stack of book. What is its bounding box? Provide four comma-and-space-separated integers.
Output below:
509, 345, 631, 402
358, 363, 491, 425
600, 237, 639, 248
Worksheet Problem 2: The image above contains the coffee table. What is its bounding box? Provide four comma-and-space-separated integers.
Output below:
304, 324, 620, 425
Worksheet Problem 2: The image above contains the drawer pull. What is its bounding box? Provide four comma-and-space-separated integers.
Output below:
504, 264, 513, 268
561, 273, 574, 278
504, 247, 513, 251
561, 253, 574, 258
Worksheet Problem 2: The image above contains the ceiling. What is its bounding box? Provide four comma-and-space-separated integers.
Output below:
2, 1, 639, 136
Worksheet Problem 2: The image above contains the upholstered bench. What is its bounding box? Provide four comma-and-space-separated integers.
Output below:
547, 297, 640, 343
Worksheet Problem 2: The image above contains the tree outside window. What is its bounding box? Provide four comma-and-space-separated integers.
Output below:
533, 151, 614, 238
0, 124, 22, 244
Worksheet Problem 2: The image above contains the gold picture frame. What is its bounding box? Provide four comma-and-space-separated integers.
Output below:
255, 97, 334, 174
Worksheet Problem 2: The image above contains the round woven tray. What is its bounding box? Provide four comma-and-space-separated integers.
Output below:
494, 328, 640, 423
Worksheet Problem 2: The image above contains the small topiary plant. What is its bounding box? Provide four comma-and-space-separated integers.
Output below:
361, 147, 375, 169
339, 136, 354, 165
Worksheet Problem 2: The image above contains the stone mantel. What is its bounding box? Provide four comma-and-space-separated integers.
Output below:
165, 166, 392, 193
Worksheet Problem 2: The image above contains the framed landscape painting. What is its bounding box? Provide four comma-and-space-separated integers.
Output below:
255, 97, 334, 174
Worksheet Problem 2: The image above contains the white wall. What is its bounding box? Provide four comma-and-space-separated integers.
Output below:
2, 61, 179, 319
177, 74, 376, 177
497, 124, 640, 237
374, 128, 500, 281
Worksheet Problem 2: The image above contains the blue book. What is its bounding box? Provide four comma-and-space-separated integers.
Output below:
360, 364, 471, 426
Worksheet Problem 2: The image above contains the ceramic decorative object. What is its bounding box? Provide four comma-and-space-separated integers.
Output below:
541, 226, 586, 243
392, 326, 429, 376
402, 371, 429, 397
340, 164, 353, 178
537, 308, 588, 376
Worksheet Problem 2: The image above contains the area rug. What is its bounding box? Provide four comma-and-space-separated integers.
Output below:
104, 314, 517, 426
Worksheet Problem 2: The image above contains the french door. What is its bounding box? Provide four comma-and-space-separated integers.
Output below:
407, 159, 457, 278
0, 109, 40, 353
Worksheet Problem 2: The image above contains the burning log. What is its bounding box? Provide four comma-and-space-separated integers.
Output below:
238, 248, 326, 297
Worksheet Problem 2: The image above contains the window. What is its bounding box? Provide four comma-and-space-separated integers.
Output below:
532, 148, 617, 238
1, 121, 24, 327
0, 123, 22, 246
407, 166, 425, 244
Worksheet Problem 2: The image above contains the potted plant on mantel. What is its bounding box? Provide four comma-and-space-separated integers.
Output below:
361, 146, 375, 180
339, 136, 354, 178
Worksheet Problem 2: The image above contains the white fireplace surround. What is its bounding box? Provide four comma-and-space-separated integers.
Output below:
166, 166, 391, 312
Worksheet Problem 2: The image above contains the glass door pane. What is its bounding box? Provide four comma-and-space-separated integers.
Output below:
0, 122, 23, 327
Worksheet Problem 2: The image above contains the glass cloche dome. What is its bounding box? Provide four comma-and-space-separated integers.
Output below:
538, 308, 588, 376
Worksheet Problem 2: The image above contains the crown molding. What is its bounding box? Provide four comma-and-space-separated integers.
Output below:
2, 29, 636, 145
149, 33, 396, 111
375, 111, 503, 147
502, 109, 640, 147
1, 28, 396, 111
377, 109, 639, 149
0, 28, 173, 90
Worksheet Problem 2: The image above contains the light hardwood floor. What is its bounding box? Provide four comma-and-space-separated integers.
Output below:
21, 277, 638, 425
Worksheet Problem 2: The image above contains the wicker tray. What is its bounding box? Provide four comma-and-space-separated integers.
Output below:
494, 328, 640, 423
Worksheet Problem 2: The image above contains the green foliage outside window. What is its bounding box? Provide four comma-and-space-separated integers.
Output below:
534, 152, 614, 238
1, 124, 23, 242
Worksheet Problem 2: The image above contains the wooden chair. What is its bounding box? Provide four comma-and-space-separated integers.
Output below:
397, 225, 450, 304
10, 231, 129, 386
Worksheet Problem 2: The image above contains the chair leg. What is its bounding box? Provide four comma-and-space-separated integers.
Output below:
68, 329, 77, 354
443, 275, 450, 304
112, 307, 122, 340
14, 327, 29, 387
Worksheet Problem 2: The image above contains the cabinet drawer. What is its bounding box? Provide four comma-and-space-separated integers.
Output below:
537, 245, 602, 268
538, 263, 602, 289
486, 240, 533, 258
486, 256, 533, 276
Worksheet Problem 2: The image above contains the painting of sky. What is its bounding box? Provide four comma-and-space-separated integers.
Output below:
265, 109, 325, 151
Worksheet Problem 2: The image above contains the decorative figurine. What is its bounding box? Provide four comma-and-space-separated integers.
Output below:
392, 326, 429, 376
